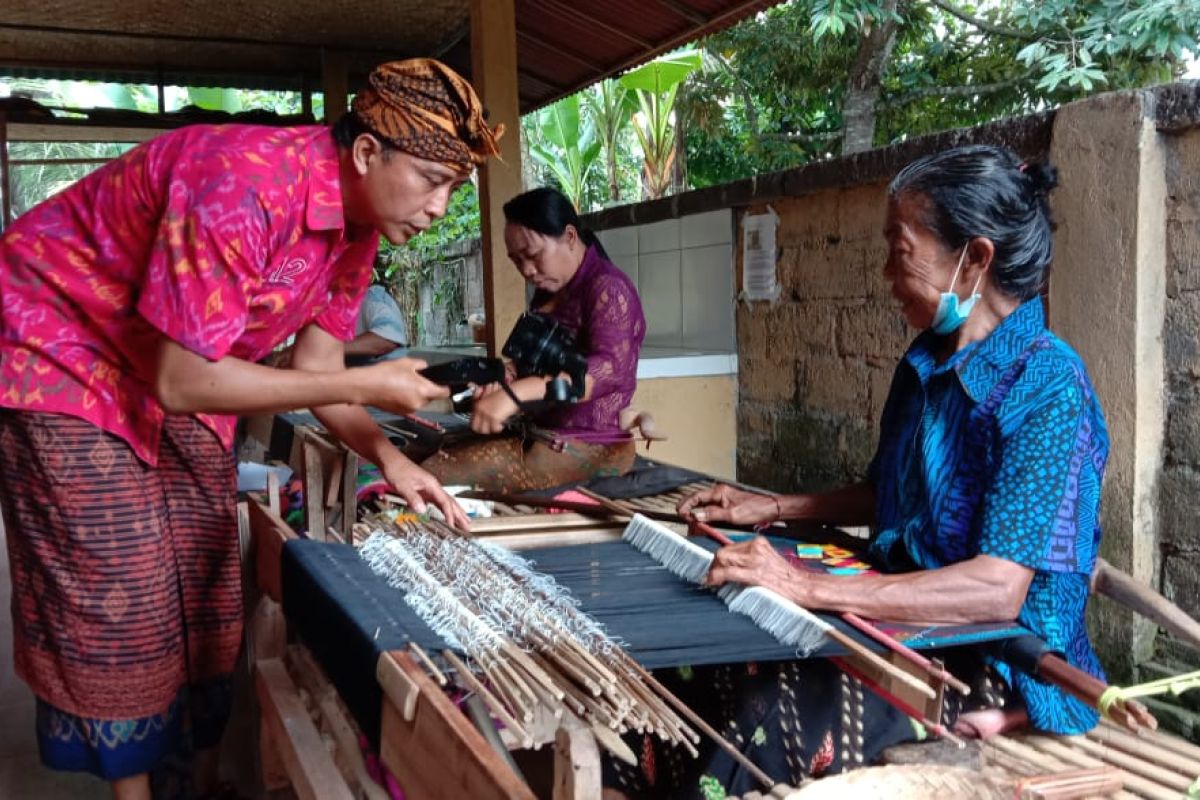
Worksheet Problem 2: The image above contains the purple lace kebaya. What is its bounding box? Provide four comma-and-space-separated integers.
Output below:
529, 245, 645, 443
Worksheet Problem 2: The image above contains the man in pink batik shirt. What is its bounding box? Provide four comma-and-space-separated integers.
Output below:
0, 59, 498, 799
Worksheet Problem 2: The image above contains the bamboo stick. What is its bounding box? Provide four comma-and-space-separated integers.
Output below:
1027, 735, 1180, 800
625, 659, 781, 791
1100, 716, 1200, 762
442, 650, 533, 749
1065, 734, 1192, 793
1085, 723, 1200, 776
407, 642, 448, 686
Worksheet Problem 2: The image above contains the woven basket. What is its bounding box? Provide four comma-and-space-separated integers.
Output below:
787, 764, 1009, 799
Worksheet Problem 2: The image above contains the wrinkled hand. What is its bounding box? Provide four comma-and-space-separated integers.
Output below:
704, 537, 799, 598
470, 389, 520, 435
678, 483, 779, 526
380, 456, 471, 530
359, 358, 449, 414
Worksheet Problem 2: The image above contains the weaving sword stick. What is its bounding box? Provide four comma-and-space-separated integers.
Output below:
621, 514, 937, 701
576, 488, 963, 696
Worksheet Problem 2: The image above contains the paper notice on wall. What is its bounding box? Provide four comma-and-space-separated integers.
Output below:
741, 207, 780, 301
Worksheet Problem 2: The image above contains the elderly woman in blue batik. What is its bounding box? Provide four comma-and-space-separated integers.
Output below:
682, 144, 1108, 743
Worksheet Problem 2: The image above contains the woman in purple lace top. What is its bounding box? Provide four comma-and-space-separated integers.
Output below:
423, 187, 646, 491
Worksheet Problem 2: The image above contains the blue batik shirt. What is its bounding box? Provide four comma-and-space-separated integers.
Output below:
867, 298, 1108, 734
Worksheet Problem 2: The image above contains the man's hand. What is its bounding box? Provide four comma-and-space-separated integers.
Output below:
358, 358, 449, 414
380, 456, 471, 530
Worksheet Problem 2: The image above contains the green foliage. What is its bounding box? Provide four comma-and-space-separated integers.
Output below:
684, 0, 1198, 186
620, 50, 702, 198
375, 182, 480, 345
525, 92, 602, 209
584, 80, 639, 203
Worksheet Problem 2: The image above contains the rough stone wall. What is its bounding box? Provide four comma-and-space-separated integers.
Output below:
1160, 126, 1200, 623
735, 183, 911, 492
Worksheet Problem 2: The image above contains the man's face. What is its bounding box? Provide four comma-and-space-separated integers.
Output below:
345, 135, 468, 244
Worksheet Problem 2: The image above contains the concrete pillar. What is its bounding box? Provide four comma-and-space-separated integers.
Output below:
1049, 90, 1167, 678
470, 0, 526, 355
322, 49, 349, 125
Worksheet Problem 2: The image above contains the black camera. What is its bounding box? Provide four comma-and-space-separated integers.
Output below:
502, 312, 588, 402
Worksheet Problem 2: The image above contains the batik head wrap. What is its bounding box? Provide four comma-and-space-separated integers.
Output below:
351, 58, 503, 173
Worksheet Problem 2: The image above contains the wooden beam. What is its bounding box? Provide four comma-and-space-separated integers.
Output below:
1, 115, 11, 228
470, 0, 526, 356
518, 66, 569, 94
516, 29, 604, 73
553, 718, 602, 800
537, 0, 653, 50
247, 496, 297, 603
322, 49, 349, 124
256, 658, 356, 800
377, 651, 536, 799
4, 122, 166, 143
656, 0, 708, 25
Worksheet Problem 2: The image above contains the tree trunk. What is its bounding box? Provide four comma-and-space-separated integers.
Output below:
672, 109, 688, 195
606, 145, 620, 203
842, 0, 900, 155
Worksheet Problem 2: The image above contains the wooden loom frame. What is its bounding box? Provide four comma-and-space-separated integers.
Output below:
243, 496, 948, 799
244, 496, 608, 800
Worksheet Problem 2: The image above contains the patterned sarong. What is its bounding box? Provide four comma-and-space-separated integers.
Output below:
0, 411, 242, 780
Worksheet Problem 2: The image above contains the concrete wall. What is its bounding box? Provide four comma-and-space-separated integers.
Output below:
631, 374, 738, 479
1161, 125, 1200, 632
735, 184, 903, 491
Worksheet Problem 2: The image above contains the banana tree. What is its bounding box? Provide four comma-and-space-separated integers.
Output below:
619, 50, 702, 199
526, 92, 602, 210
584, 79, 638, 203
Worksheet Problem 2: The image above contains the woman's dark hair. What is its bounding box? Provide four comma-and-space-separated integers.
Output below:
502, 187, 609, 260
888, 144, 1058, 300
331, 112, 398, 154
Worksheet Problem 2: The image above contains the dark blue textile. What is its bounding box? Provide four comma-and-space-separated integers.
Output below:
281, 537, 1029, 746
868, 298, 1108, 734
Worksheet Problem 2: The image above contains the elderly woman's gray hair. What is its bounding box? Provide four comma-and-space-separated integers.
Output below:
889, 144, 1058, 301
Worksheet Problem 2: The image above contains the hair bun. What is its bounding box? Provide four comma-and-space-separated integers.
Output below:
1022, 161, 1059, 199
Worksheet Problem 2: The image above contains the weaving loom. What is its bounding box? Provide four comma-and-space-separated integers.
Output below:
245, 478, 1199, 800
253, 500, 1021, 797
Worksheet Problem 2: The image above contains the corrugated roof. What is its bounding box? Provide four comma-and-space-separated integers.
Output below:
0, 0, 780, 111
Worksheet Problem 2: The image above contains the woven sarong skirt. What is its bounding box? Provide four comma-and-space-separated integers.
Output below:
0, 410, 242, 774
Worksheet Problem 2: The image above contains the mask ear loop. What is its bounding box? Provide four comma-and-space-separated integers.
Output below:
946, 244, 969, 291
962, 244, 985, 296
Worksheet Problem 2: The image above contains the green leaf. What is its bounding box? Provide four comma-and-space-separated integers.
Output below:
619, 50, 702, 94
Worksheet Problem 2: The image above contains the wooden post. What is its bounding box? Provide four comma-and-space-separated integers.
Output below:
553, 717, 602, 800
322, 49, 350, 124
470, 0, 526, 356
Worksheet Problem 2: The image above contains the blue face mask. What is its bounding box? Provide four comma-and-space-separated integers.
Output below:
929, 246, 983, 335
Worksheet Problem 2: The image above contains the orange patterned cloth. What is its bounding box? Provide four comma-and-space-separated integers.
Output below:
352, 58, 503, 173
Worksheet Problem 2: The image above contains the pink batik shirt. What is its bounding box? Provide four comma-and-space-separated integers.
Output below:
0, 124, 378, 465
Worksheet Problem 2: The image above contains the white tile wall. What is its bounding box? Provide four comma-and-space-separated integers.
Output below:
597, 210, 735, 352
638, 218, 681, 253
610, 253, 638, 288
638, 250, 683, 348
597, 226, 638, 258
681, 243, 735, 350
681, 209, 734, 248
